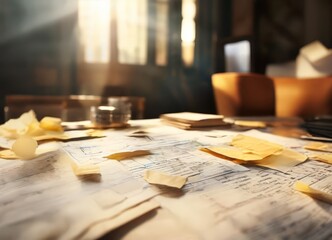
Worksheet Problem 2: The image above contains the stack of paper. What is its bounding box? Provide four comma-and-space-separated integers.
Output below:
160, 112, 228, 129
202, 134, 307, 172
296, 41, 332, 78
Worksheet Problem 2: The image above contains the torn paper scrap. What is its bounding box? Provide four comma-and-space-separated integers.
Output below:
201, 146, 264, 161
85, 130, 106, 138
0, 110, 65, 140
201, 134, 306, 171
233, 120, 266, 128
304, 142, 332, 153
231, 134, 284, 159
79, 200, 160, 240
71, 163, 101, 176
0, 149, 18, 159
253, 148, 307, 172
0, 141, 59, 160
143, 169, 187, 189
127, 130, 150, 138
0, 110, 39, 138
33, 130, 103, 142
312, 154, 332, 164
294, 179, 332, 204
39, 117, 63, 132
105, 150, 151, 160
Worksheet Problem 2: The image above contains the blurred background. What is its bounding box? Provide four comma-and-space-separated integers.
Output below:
0, 0, 331, 122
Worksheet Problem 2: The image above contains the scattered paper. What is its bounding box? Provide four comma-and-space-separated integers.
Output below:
39, 117, 63, 132
127, 130, 150, 138
233, 120, 266, 128
304, 142, 332, 153
294, 178, 332, 204
312, 154, 332, 164
0, 110, 64, 139
86, 129, 106, 138
160, 112, 227, 129
0, 149, 18, 159
143, 169, 187, 189
253, 148, 307, 171
201, 146, 264, 161
71, 163, 101, 176
0, 110, 40, 138
79, 200, 160, 240
202, 134, 306, 172
105, 150, 151, 160
231, 134, 284, 159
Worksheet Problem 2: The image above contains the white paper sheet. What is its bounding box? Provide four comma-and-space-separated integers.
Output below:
2, 119, 332, 240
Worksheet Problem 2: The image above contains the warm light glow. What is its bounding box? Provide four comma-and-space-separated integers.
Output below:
156, 0, 169, 66
116, 0, 147, 64
181, 19, 196, 42
78, 0, 111, 63
182, 42, 195, 66
182, 0, 196, 19
181, 0, 196, 66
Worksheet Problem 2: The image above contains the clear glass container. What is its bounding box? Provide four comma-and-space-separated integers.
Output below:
90, 101, 131, 128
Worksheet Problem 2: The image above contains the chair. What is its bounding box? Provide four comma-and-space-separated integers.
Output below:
211, 72, 276, 116
272, 76, 332, 117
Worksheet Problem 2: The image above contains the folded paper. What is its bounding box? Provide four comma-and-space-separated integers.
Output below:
231, 134, 283, 159
312, 154, 332, 164
71, 163, 101, 176
304, 142, 332, 153
143, 169, 187, 189
202, 134, 306, 171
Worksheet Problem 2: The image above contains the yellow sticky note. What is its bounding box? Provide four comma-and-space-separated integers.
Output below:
254, 148, 307, 171
39, 117, 63, 132
0, 149, 18, 159
105, 150, 151, 160
312, 154, 332, 164
71, 163, 101, 176
304, 142, 332, 153
33, 133, 69, 142
294, 181, 332, 204
202, 146, 263, 161
143, 169, 187, 189
86, 129, 105, 138
0, 110, 39, 138
231, 134, 284, 159
234, 120, 266, 128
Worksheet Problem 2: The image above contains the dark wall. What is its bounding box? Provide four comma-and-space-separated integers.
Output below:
0, 0, 228, 122
2, 0, 329, 123
231, 0, 332, 73
0, 0, 77, 122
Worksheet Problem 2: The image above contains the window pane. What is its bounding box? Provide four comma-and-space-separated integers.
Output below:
78, 0, 111, 63
224, 40, 251, 72
181, 0, 196, 66
116, 0, 148, 65
156, 0, 169, 66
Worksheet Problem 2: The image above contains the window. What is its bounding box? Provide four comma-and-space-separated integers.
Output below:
224, 40, 251, 72
181, 0, 196, 66
78, 0, 196, 67
78, 0, 111, 63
